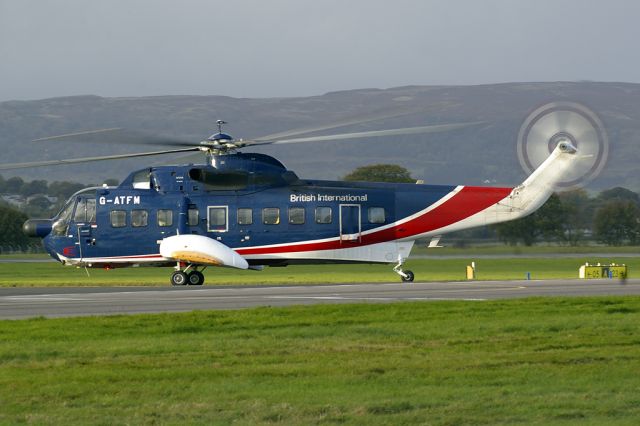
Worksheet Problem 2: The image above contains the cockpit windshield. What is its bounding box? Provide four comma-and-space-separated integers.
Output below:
52, 200, 74, 236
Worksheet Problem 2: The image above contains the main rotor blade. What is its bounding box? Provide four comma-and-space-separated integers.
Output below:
253, 108, 422, 142
32, 128, 123, 142
33, 128, 199, 148
0, 147, 202, 171
248, 121, 484, 146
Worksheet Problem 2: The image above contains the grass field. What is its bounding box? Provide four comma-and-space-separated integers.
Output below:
1, 298, 640, 424
0, 256, 637, 287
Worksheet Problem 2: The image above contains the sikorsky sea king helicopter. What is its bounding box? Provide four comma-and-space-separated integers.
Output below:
2, 102, 608, 285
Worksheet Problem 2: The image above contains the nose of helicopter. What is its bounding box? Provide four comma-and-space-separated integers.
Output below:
23, 219, 52, 238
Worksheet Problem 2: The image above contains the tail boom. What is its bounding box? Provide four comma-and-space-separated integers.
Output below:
403, 141, 578, 239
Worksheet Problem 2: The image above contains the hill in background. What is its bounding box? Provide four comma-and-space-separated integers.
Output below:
0, 82, 638, 191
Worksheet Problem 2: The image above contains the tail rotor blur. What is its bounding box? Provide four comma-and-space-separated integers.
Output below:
517, 101, 608, 189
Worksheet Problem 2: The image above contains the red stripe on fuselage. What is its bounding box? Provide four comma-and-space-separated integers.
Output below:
236, 186, 512, 256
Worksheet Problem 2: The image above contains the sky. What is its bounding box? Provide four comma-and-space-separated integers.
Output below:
1, 0, 639, 101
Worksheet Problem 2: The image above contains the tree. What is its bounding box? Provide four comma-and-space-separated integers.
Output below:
593, 200, 640, 246
21, 179, 49, 196
597, 187, 639, 206
532, 194, 566, 242
48, 181, 85, 199
4, 176, 24, 194
343, 164, 415, 183
0, 205, 31, 251
25, 195, 54, 218
558, 189, 593, 246
494, 214, 538, 246
494, 194, 566, 246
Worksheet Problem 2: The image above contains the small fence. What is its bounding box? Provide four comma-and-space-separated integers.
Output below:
0, 245, 45, 255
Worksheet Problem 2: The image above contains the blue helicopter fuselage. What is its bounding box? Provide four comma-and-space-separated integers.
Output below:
40, 152, 513, 268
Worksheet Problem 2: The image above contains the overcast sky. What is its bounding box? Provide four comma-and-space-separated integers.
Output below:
1, 0, 638, 102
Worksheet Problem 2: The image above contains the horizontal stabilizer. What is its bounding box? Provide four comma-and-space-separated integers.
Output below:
428, 236, 443, 248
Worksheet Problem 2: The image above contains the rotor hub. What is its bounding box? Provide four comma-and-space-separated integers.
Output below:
207, 132, 234, 142
548, 132, 577, 153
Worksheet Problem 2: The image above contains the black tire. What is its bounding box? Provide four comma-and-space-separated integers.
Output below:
171, 271, 188, 286
401, 270, 414, 283
188, 271, 205, 286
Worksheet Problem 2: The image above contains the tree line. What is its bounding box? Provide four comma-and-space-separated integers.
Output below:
0, 174, 118, 252
0, 174, 119, 218
494, 188, 640, 246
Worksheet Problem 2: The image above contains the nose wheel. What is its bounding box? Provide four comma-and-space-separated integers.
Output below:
171, 265, 206, 286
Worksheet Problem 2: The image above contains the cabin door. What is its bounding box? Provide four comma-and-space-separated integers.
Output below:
339, 204, 361, 242
73, 196, 97, 259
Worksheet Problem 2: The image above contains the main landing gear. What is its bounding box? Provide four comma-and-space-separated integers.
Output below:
171, 264, 206, 286
393, 256, 414, 283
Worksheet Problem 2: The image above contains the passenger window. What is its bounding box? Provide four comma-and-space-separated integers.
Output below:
368, 207, 386, 224
315, 206, 332, 224
110, 210, 127, 228
289, 207, 305, 225
262, 208, 280, 225
157, 209, 173, 227
208, 206, 228, 232
188, 207, 199, 226
237, 208, 253, 225
131, 210, 148, 227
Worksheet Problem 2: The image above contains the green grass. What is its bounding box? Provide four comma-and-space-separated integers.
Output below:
0, 256, 638, 287
2, 298, 640, 424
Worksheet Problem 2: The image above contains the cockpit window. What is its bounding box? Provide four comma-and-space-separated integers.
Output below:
73, 198, 96, 223
133, 170, 151, 189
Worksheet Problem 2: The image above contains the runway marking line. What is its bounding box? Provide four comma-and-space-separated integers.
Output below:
264, 295, 487, 302
3, 295, 86, 302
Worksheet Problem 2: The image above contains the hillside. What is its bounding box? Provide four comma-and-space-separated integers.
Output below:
0, 82, 638, 191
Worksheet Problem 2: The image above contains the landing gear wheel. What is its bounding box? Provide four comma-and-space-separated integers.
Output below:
187, 271, 205, 286
171, 271, 188, 286
401, 270, 414, 283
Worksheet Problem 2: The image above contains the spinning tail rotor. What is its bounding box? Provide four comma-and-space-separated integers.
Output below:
517, 102, 609, 189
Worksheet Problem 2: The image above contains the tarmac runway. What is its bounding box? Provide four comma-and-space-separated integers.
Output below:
1, 278, 639, 319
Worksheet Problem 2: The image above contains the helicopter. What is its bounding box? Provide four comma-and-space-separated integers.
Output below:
3, 102, 606, 285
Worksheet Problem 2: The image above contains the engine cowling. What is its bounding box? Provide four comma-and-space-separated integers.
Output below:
159, 235, 248, 269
